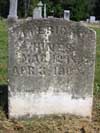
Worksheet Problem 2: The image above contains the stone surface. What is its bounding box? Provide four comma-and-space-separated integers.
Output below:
8, 19, 96, 119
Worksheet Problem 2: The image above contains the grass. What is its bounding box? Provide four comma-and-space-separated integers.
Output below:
0, 20, 8, 84
92, 27, 100, 96
95, 28, 100, 82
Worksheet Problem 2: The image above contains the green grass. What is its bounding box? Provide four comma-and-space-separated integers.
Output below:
0, 21, 100, 95
94, 28, 100, 82
92, 27, 100, 96
0, 20, 8, 84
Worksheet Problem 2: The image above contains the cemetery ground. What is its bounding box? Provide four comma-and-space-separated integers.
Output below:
0, 20, 100, 133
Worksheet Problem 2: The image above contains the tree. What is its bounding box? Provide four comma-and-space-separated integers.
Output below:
42, 0, 53, 16
53, 3, 63, 17
42, 0, 63, 17
42, 0, 96, 20
87, 0, 96, 16
61, 0, 96, 21
28, 0, 39, 16
94, 0, 100, 19
71, 0, 88, 21
0, 0, 98, 21
18, 0, 25, 17
18, 0, 39, 17
0, 0, 9, 18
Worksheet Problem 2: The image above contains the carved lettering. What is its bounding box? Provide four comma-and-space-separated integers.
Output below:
28, 66, 34, 75
13, 66, 19, 75
21, 66, 26, 75
12, 25, 77, 77
13, 64, 68, 76
38, 27, 45, 34
21, 53, 27, 62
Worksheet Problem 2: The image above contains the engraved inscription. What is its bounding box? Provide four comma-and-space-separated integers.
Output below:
8, 19, 95, 96
11, 24, 87, 77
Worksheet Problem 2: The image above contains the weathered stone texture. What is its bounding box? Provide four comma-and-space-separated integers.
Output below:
8, 19, 96, 119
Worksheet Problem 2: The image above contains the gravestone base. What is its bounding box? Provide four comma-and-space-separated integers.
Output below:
9, 92, 92, 119
8, 15, 18, 22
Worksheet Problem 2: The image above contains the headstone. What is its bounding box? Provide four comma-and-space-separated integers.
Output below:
33, 1, 43, 19
8, 0, 18, 21
8, 19, 96, 119
90, 16, 96, 23
86, 19, 89, 23
64, 10, 70, 21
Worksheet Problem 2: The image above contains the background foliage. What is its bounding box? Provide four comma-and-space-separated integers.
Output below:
0, 0, 100, 21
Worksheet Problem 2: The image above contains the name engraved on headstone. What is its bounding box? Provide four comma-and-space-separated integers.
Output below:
14, 25, 68, 37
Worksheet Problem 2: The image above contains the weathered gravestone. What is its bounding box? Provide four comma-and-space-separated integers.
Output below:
90, 16, 96, 23
64, 10, 70, 21
8, 0, 18, 21
33, 1, 43, 19
8, 19, 96, 119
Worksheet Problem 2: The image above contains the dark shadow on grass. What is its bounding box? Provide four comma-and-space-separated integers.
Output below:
0, 85, 8, 118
